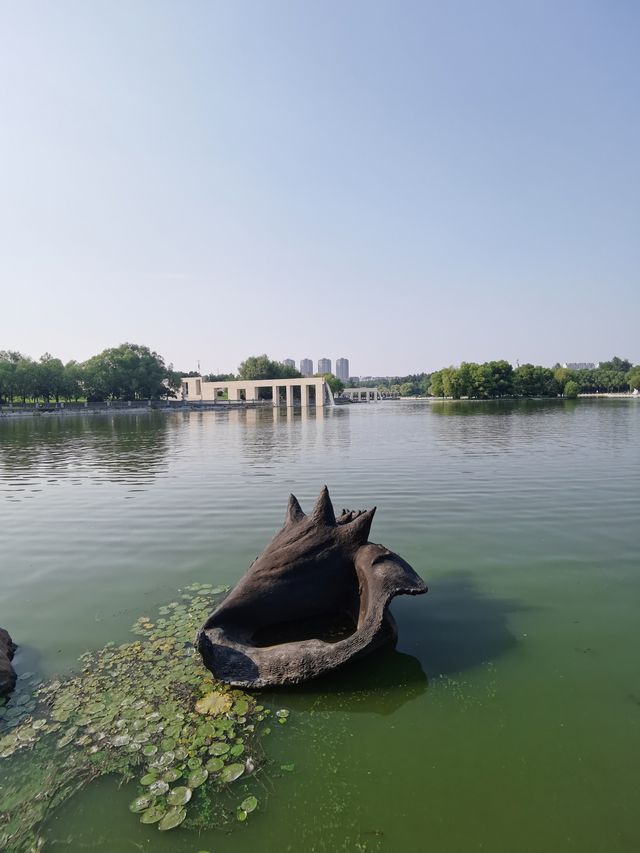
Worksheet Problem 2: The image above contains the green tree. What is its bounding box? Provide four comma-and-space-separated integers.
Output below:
487, 360, 514, 397
599, 356, 632, 373
0, 351, 23, 403
456, 362, 476, 397
83, 343, 170, 401
397, 381, 415, 397
63, 361, 85, 401
564, 380, 579, 399
442, 367, 463, 399
315, 373, 344, 395
237, 355, 302, 381
513, 364, 559, 397
429, 371, 445, 398
553, 366, 573, 390
14, 357, 38, 403
626, 367, 640, 391
203, 373, 237, 382
35, 353, 66, 402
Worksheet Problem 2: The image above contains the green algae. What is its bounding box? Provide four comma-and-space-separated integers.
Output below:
0, 583, 284, 851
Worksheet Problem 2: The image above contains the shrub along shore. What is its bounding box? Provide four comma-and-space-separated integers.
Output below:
426, 357, 639, 399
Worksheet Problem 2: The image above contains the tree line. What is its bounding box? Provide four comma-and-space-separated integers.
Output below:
0, 344, 182, 403
2, 347, 638, 404
428, 357, 640, 399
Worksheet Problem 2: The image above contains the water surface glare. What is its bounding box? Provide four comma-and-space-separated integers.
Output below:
1, 400, 639, 852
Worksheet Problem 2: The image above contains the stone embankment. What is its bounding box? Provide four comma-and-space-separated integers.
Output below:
0, 628, 16, 696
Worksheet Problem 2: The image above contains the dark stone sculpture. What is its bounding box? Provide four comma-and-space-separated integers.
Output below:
197, 487, 427, 687
0, 627, 17, 697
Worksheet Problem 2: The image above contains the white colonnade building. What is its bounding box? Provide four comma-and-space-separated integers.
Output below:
180, 376, 333, 407
340, 388, 382, 402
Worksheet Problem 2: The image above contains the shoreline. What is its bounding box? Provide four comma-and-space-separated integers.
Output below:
408, 392, 638, 402
1, 393, 637, 420
0, 400, 276, 420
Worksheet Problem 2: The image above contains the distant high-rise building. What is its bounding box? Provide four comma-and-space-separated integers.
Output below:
562, 362, 598, 370
283, 358, 296, 370
317, 358, 332, 375
300, 358, 313, 377
336, 358, 349, 381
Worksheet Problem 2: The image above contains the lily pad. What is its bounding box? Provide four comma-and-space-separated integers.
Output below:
233, 699, 249, 716
158, 807, 187, 831
241, 795, 258, 813
167, 786, 192, 806
157, 750, 175, 767
220, 763, 244, 783
149, 780, 169, 796
162, 768, 182, 783
140, 805, 165, 824
195, 692, 233, 717
188, 768, 208, 788
129, 795, 152, 813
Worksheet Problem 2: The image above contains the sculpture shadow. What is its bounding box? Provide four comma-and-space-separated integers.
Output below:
255, 572, 526, 712
261, 644, 428, 716
398, 571, 528, 679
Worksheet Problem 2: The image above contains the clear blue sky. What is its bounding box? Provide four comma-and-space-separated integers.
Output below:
1, 1, 638, 376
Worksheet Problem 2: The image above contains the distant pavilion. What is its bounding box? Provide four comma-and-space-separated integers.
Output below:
180, 376, 333, 407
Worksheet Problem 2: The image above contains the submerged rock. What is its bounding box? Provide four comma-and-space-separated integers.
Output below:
198, 486, 427, 687
0, 627, 17, 696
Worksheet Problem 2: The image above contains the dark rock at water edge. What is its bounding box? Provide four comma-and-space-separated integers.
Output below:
198, 486, 427, 687
0, 627, 17, 696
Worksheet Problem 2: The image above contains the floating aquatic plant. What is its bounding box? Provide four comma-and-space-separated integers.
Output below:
0, 583, 286, 851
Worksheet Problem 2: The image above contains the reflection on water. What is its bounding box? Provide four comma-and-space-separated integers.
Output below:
236, 407, 350, 470
428, 397, 636, 455
0, 413, 174, 495
430, 399, 573, 416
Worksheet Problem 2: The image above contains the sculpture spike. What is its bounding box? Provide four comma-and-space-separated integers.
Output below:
285, 494, 306, 526
344, 506, 376, 543
311, 485, 336, 526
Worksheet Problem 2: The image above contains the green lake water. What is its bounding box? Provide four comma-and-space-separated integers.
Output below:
1, 400, 639, 852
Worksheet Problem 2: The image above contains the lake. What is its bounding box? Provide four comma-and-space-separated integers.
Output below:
1, 399, 639, 852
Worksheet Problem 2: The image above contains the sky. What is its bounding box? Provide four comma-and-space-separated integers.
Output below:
0, 1, 638, 377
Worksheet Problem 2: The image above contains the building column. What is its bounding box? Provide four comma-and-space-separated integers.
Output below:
286, 385, 293, 408
301, 383, 309, 408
